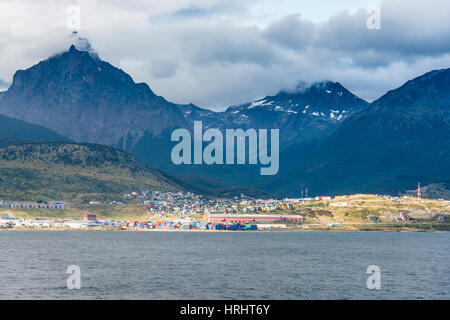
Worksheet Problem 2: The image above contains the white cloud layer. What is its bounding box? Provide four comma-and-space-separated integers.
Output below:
0, 0, 449, 110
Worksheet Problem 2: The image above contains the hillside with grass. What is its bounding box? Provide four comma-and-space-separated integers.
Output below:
277, 194, 450, 231
0, 114, 71, 147
0, 142, 183, 201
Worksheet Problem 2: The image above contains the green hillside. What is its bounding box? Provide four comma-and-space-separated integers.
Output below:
0, 142, 182, 201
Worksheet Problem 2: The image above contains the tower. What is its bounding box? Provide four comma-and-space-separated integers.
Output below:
417, 182, 421, 201
204, 206, 210, 222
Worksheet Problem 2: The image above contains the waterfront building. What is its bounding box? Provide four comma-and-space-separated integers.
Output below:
203, 209, 303, 224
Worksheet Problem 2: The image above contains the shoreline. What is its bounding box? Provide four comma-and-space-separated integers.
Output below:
1, 226, 448, 233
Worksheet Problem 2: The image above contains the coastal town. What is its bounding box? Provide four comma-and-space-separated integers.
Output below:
0, 190, 449, 232
0, 191, 305, 231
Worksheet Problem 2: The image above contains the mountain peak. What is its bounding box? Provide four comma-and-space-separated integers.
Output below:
283, 80, 346, 96
68, 32, 99, 59
0, 37, 187, 146
241, 80, 369, 116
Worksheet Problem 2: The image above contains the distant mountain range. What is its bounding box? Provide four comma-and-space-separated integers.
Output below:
267, 68, 450, 196
172, 80, 369, 186
181, 81, 368, 147
0, 40, 448, 198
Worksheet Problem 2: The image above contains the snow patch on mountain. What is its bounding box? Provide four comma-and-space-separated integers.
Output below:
248, 99, 273, 109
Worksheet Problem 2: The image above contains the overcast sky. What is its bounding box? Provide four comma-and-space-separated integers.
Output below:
1, 0, 449, 110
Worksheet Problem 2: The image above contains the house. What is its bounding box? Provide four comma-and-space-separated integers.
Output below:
315, 196, 332, 201
0, 213, 13, 219
397, 212, 413, 221
65, 220, 89, 229
330, 202, 348, 207
83, 213, 97, 221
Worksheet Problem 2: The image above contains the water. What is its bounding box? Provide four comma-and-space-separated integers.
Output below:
0, 230, 448, 300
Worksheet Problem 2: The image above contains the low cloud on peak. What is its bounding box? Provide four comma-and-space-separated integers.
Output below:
70, 32, 99, 59
0, 0, 449, 110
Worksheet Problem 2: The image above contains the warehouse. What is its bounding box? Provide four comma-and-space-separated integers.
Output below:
204, 210, 303, 224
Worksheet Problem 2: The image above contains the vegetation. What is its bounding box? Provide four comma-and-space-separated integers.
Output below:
0, 142, 181, 201
277, 194, 450, 231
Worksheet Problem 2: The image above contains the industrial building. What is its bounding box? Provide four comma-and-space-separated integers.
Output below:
203, 210, 303, 224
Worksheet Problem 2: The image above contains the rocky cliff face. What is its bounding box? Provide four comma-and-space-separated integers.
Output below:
0, 45, 187, 150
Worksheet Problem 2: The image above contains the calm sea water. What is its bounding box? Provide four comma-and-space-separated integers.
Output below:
0, 230, 448, 300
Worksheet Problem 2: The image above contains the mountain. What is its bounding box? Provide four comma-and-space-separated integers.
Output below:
159, 81, 369, 185
0, 114, 71, 147
177, 103, 219, 128
181, 81, 368, 148
0, 41, 369, 190
270, 68, 450, 197
0, 44, 187, 150
168, 81, 369, 186
0, 41, 274, 198
0, 142, 184, 201
7, 40, 447, 198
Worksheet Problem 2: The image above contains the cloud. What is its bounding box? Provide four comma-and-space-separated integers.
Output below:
0, 0, 449, 109
178, 22, 279, 66
169, 0, 247, 19
264, 0, 450, 67
263, 14, 315, 50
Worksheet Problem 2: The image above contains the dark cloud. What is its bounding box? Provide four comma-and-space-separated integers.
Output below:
149, 58, 179, 78
1, 0, 450, 110
154, 0, 251, 22
180, 23, 279, 67
264, 1, 450, 68
173, 7, 215, 18
263, 14, 315, 50
172, 1, 242, 18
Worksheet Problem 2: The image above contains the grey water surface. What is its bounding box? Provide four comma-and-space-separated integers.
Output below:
0, 230, 448, 299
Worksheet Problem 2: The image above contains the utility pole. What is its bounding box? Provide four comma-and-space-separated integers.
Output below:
417, 182, 421, 201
